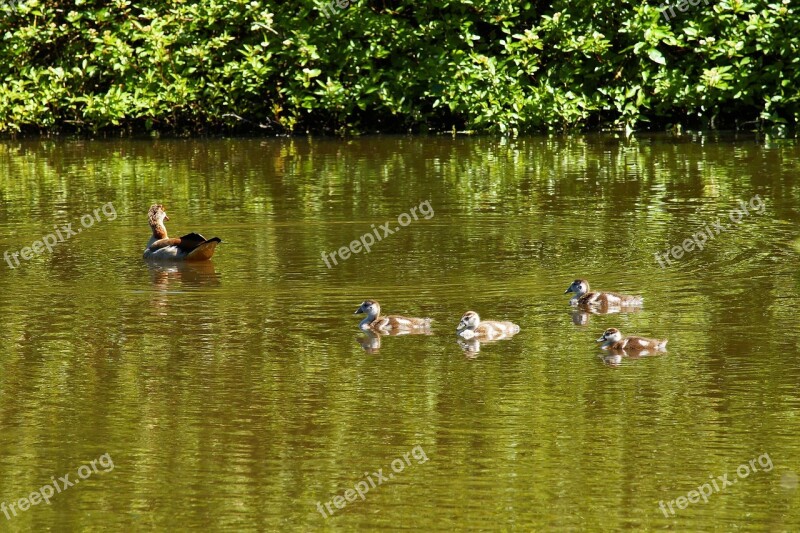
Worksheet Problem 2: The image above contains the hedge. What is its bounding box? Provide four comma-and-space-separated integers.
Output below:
0, 0, 797, 134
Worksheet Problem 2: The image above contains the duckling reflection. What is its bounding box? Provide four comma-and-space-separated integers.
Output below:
356, 330, 382, 354
572, 310, 591, 326
600, 349, 665, 367
456, 336, 482, 357
355, 329, 432, 354
571, 305, 641, 326
600, 352, 624, 367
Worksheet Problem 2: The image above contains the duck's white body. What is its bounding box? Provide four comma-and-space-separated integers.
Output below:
143, 235, 183, 260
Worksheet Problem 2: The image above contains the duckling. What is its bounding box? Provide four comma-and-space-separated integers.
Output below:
456, 311, 520, 340
596, 328, 667, 351
564, 279, 643, 307
354, 300, 432, 332
143, 204, 221, 261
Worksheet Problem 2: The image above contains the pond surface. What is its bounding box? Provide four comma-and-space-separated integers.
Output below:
0, 134, 798, 531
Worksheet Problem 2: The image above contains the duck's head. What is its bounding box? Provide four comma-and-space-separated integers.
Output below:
565, 279, 589, 296
597, 328, 623, 343
148, 204, 169, 225
355, 300, 380, 318
457, 311, 480, 332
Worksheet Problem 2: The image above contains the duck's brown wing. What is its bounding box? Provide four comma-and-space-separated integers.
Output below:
179, 233, 222, 261
577, 292, 599, 306
147, 237, 183, 251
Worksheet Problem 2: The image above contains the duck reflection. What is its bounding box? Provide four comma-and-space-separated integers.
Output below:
456, 336, 495, 358
456, 336, 481, 357
355, 329, 432, 354
148, 260, 221, 289
356, 330, 382, 354
148, 261, 221, 313
600, 348, 665, 367
571, 305, 641, 326
455, 335, 519, 358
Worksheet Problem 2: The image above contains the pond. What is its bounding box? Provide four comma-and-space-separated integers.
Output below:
0, 134, 798, 530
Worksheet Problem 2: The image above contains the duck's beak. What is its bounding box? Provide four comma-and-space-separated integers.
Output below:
354, 307, 364, 314
596, 335, 606, 342
456, 321, 467, 332
564, 286, 573, 294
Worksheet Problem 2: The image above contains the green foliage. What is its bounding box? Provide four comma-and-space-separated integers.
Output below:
0, 0, 797, 134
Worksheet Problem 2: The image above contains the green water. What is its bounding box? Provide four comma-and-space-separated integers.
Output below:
0, 135, 798, 531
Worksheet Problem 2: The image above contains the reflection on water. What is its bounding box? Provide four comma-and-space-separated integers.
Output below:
570, 306, 643, 326
599, 350, 666, 367
147, 260, 221, 290
356, 330, 382, 354
356, 329, 433, 354
0, 134, 798, 530
455, 335, 519, 357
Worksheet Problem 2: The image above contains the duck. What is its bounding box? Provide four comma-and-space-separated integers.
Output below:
596, 328, 667, 351
456, 311, 520, 340
143, 204, 222, 261
564, 279, 643, 307
354, 300, 432, 332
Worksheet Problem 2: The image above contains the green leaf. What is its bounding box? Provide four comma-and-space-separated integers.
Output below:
647, 48, 666, 65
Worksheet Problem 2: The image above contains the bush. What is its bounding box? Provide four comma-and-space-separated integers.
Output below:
0, 0, 797, 134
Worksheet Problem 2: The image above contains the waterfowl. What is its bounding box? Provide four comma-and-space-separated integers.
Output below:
354, 300, 432, 332
143, 204, 221, 261
564, 279, 643, 307
456, 311, 520, 340
596, 328, 667, 352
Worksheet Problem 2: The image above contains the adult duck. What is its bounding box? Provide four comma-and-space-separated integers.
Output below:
143, 204, 221, 261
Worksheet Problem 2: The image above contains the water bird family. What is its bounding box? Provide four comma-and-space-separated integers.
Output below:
142, 205, 666, 358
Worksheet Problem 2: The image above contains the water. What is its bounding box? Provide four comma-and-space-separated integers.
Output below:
0, 134, 798, 531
